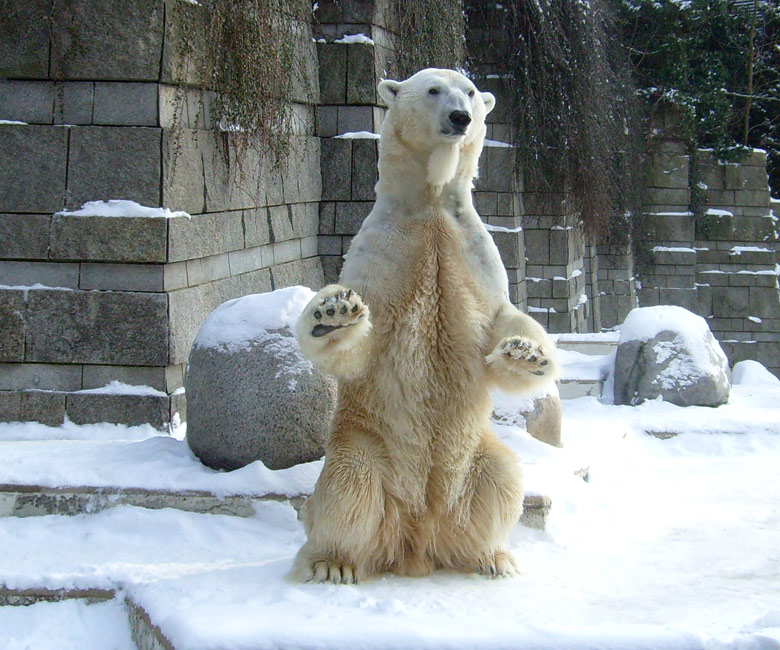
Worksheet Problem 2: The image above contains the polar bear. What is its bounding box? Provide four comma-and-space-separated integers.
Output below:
294, 68, 559, 584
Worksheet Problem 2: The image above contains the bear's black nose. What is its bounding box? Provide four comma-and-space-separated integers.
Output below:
449, 110, 471, 129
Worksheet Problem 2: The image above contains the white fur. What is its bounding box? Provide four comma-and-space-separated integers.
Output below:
294, 69, 558, 584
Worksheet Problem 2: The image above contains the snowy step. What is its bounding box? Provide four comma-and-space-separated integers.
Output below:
553, 332, 619, 357
0, 483, 551, 531
557, 378, 603, 399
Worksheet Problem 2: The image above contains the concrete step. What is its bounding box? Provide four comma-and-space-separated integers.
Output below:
557, 378, 603, 399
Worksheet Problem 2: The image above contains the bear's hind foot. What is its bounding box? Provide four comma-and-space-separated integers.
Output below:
476, 550, 520, 578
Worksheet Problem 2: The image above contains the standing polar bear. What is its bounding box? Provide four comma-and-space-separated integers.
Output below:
294, 69, 559, 583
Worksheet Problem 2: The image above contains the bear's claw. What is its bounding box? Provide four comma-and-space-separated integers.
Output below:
309, 559, 359, 585
477, 550, 520, 578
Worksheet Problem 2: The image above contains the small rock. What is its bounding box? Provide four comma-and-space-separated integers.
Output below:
492, 383, 562, 447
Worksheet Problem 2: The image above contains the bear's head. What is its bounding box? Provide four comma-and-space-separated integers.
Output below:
377, 68, 496, 192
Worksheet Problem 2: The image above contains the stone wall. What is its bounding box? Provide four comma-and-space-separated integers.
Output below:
0, 0, 324, 427
2, 1, 778, 429
636, 111, 780, 376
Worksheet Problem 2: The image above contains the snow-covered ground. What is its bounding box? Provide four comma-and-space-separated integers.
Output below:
1, 349, 780, 648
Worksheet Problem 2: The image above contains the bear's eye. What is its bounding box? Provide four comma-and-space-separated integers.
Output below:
428, 88, 439, 95
468, 90, 475, 97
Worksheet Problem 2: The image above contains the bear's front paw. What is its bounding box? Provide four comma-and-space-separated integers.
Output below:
486, 336, 551, 377
306, 287, 369, 339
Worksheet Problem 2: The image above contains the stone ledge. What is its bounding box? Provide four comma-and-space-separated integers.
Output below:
0, 586, 116, 607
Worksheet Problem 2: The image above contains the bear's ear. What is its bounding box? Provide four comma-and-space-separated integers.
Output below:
378, 79, 402, 107
481, 91, 496, 115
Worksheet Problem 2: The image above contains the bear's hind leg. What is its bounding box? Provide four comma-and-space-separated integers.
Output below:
436, 432, 523, 578
293, 429, 392, 584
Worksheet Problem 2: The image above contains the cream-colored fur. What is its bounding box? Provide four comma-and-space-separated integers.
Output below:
294, 69, 559, 584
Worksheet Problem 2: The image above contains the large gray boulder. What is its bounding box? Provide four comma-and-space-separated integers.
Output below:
614, 306, 730, 407
185, 286, 337, 471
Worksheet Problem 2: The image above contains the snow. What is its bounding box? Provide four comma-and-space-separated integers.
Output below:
192, 285, 315, 352
333, 33, 374, 45
706, 208, 734, 218
2, 295, 780, 648
333, 131, 380, 140
0, 598, 135, 650
75, 381, 167, 397
56, 199, 192, 219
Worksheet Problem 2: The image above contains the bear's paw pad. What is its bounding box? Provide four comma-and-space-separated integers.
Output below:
309, 559, 360, 585
489, 336, 550, 376
309, 288, 368, 338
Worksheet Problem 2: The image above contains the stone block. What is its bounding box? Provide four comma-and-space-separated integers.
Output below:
0, 363, 83, 391
269, 205, 295, 242
659, 288, 697, 311
491, 231, 521, 268
697, 211, 733, 240
66, 126, 162, 210
732, 216, 775, 241
651, 248, 696, 266
201, 134, 265, 212
0, 391, 65, 426
270, 258, 324, 292
81, 365, 167, 392
93, 82, 159, 126
50, 213, 168, 263
163, 262, 188, 291
725, 164, 769, 191
79, 263, 164, 292
734, 189, 770, 209
320, 138, 352, 201
168, 211, 244, 262
162, 128, 206, 215
243, 208, 271, 247
272, 239, 302, 266
228, 247, 265, 277
0, 81, 55, 124
711, 286, 750, 318
351, 139, 378, 200
645, 212, 694, 243
160, 0, 209, 85
67, 392, 170, 429
185, 254, 231, 287
0, 1, 50, 77
54, 82, 95, 125
0, 125, 68, 213
644, 187, 689, 208
0, 214, 51, 259
0, 261, 80, 289
749, 288, 780, 319
0, 291, 26, 362
649, 154, 689, 189
335, 202, 370, 234
50, 0, 164, 81
480, 147, 515, 193
319, 203, 337, 235
337, 106, 374, 134
524, 229, 550, 266
316, 106, 338, 137
25, 289, 168, 366
290, 202, 320, 239
318, 43, 347, 104
347, 44, 376, 104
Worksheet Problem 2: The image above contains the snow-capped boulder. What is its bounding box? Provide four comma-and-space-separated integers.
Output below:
491, 382, 562, 447
613, 306, 730, 407
185, 287, 337, 471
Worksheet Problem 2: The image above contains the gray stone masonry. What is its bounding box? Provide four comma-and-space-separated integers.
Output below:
638, 128, 780, 378
0, 1, 325, 427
